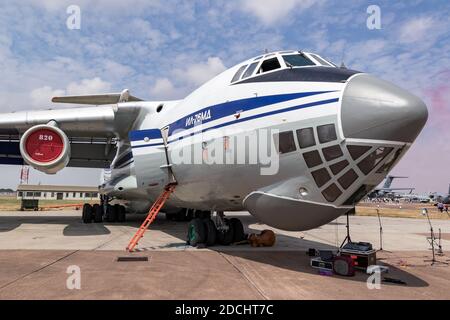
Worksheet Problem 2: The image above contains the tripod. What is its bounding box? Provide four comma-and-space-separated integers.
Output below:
423, 209, 447, 266
339, 212, 352, 249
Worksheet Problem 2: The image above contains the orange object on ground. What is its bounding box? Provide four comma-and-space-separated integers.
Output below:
39, 203, 84, 210
126, 184, 176, 252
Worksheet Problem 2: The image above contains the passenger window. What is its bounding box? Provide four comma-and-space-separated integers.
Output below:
258, 57, 281, 73
296, 127, 315, 148
273, 131, 296, 154
242, 62, 259, 79
317, 124, 337, 143
231, 65, 247, 83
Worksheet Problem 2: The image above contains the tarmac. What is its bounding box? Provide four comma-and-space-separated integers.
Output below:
0, 210, 449, 299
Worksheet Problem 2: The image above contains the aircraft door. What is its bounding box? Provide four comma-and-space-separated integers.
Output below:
129, 128, 171, 192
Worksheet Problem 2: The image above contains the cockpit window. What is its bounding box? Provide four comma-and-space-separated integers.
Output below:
231, 65, 247, 83
241, 62, 259, 79
282, 54, 315, 67
258, 57, 281, 74
309, 53, 335, 67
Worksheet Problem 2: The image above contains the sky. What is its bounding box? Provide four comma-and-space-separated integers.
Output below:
0, 0, 449, 194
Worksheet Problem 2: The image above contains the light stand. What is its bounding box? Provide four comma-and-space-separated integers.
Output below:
339, 211, 352, 248
423, 208, 447, 266
376, 209, 383, 251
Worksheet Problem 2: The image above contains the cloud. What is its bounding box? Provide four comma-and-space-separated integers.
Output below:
149, 78, 177, 99
66, 77, 112, 95
29, 78, 112, 108
174, 57, 226, 87
30, 86, 65, 107
239, 0, 323, 25
398, 16, 437, 44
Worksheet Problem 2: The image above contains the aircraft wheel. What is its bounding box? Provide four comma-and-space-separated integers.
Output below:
93, 204, 103, 223
175, 209, 186, 221
105, 205, 118, 222
203, 218, 217, 246
195, 210, 211, 220
165, 212, 176, 221
112, 204, 120, 222
229, 218, 246, 242
217, 218, 234, 245
82, 204, 93, 223
117, 205, 126, 222
184, 208, 194, 221
187, 218, 206, 247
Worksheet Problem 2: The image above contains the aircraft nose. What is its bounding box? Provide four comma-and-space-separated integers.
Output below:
341, 74, 428, 142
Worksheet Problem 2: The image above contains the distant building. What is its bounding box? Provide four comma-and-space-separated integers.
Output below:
17, 185, 99, 201
0, 188, 16, 196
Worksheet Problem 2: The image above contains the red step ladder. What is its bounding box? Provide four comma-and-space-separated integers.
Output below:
126, 183, 177, 252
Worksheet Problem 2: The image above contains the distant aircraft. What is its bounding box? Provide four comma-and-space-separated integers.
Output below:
0, 50, 428, 240
430, 184, 450, 204
369, 175, 414, 198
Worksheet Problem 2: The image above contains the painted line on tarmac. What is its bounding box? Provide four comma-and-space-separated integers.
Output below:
218, 251, 269, 300
0, 250, 79, 291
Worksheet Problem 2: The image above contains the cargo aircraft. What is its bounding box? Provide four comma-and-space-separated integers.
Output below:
0, 51, 428, 245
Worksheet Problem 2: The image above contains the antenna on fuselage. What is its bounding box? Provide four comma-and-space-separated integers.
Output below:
340, 47, 347, 69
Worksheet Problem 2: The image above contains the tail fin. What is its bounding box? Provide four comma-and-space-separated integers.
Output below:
383, 175, 408, 189
383, 176, 395, 189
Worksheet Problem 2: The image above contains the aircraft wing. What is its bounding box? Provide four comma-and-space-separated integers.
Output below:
0, 103, 142, 169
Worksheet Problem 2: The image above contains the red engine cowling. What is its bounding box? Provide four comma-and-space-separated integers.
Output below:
19, 124, 71, 174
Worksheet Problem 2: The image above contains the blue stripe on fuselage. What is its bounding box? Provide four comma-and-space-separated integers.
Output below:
130, 97, 339, 149
168, 91, 335, 134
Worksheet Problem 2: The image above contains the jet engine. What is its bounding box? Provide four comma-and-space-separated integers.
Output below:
19, 123, 71, 174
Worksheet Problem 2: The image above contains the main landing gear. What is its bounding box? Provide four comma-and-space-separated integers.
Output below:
81, 196, 126, 224
186, 211, 246, 247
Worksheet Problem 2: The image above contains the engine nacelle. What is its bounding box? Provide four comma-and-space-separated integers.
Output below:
19, 124, 71, 174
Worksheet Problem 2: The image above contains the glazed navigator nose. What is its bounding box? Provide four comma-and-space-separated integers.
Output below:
341, 74, 428, 142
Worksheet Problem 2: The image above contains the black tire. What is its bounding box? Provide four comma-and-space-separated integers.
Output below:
93, 204, 103, 223
82, 204, 93, 223
203, 219, 217, 246
113, 204, 120, 222
174, 209, 186, 222
105, 205, 117, 222
117, 205, 126, 222
187, 218, 206, 247
195, 210, 211, 220
217, 218, 234, 245
165, 212, 176, 221
229, 218, 245, 243
177, 208, 193, 221
185, 209, 193, 221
